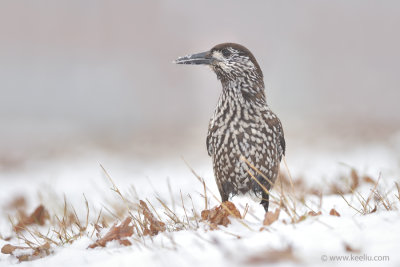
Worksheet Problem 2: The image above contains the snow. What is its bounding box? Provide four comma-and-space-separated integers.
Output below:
0, 138, 399, 267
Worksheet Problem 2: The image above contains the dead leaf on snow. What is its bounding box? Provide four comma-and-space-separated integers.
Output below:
263, 208, 280, 226
308, 211, 322, 216
363, 176, 376, 185
245, 246, 300, 264
88, 217, 133, 248
139, 200, 166, 236
6, 196, 27, 211
350, 169, 359, 191
1, 242, 50, 262
344, 243, 361, 253
201, 201, 241, 230
14, 205, 49, 232
329, 208, 341, 217
370, 205, 377, 213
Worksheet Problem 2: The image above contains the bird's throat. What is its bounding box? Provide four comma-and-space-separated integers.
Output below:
221, 79, 266, 106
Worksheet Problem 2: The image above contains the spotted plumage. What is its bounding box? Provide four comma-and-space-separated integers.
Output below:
175, 43, 285, 212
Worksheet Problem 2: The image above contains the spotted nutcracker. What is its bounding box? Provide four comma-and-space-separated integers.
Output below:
175, 43, 285, 212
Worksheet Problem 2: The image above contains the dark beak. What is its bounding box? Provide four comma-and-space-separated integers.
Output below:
173, 51, 212, 65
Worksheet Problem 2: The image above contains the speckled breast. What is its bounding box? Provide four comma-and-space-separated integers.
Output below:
209, 108, 281, 197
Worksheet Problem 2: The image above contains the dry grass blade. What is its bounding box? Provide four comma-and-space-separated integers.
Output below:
339, 193, 363, 214
240, 156, 273, 187
156, 197, 183, 225
395, 182, 400, 202
363, 175, 381, 212
242, 203, 249, 220
100, 164, 132, 216
180, 190, 190, 228
203, 179, 208, 210
282, 155, 295, 192
188, 194, 200, 228
373, 190, 391, 211
167, 178, 176, 212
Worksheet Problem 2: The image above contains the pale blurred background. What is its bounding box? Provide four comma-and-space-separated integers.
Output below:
1, 0, 400, 168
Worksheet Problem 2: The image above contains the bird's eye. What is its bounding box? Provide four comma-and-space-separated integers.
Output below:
222, 49, 231, 57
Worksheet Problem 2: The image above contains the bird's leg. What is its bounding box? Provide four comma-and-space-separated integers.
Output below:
219, 190, 229, 202
260, 191, 269, 212
216, 179, 229, 202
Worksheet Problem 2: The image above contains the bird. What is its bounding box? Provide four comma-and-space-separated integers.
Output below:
174, 43, 285, 212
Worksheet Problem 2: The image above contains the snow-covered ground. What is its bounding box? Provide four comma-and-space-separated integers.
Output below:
0, 134, 399, 267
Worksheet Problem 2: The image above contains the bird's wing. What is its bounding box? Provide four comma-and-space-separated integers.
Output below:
266, 114, 285, 161
275, 117, 286, 159
206, 119, 217, 157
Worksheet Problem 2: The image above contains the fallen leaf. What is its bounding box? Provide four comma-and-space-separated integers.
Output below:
245, 246, 300, 264
14, 205, 49, 232
263, 208, 280, 226
363, 176, 376, 185
350, 169, 359, 190
308, 211, 322, 216
1, 244, 25, 254
296, 215, 307, 223
329, 183, 343, 195
1, 242, 50, 262
139, 200, 166, 236
329, 208, 340, 217
370, 205, 377, 213
6, 196, 26, 211
201, 201, 241, 230
344, 243, 361, 253
118, 239, 132, 246
88, 217, 133, 248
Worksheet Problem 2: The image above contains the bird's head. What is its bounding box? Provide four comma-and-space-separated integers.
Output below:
174, 43, 263, 87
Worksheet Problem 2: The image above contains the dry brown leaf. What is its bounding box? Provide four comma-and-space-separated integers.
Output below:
1, 242, 50, 262
263, 208, 280, 226
139, 200, 166, 236
6, 196, 27, 211
14, 205, 49, 232
329, 208, 341, 217
295, 214, 307, 223
370, 205, 377, 213
201, 201, 241, 230
245, 246, 300, 264
363, 176, 376, 185
2, 236, 12, 241
329, 183, 343, 195
350, 169, 359, 191
222, 201, 242, 218
88, 217, 133, 248
308, 211, 322, 216
118, 239, 132, 246
344, 243, 361, 253
1, 244, 25, 254
328, 169, 363, 195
